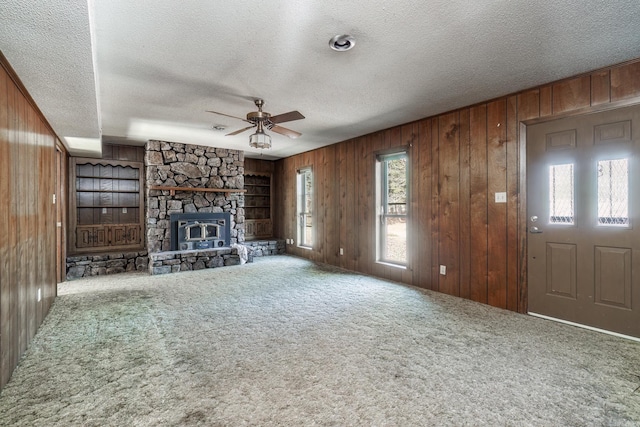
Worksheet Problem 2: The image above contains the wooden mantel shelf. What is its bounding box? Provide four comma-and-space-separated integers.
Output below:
149, 185, 246, 196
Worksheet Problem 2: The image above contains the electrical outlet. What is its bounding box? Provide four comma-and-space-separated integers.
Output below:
37, 288, 41, 302
495, 192, 507, 203
439, 265, 447, 275
339, 248, 344, 255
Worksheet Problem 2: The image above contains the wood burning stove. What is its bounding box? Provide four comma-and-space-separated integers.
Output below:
170, 213, 231, 251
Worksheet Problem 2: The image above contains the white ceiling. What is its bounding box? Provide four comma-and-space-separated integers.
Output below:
2, 1, 640, 159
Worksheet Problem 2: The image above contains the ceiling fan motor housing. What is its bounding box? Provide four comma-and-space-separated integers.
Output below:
247, 111, 271, 123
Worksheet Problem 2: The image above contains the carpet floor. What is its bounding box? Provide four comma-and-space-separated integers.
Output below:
0, 255, 639, 426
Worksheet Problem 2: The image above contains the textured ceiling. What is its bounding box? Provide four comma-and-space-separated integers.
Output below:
2, 1, 640, 158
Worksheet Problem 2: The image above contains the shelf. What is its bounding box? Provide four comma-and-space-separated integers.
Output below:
245, 194, 271, 197
77, 190, 140, 194
245, 183, 271, 187
149, 185, 247, 196
78, 206, 140, 209
76, 175, 139, 180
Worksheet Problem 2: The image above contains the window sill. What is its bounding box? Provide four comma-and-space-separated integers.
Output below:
376, 261, 407, 270
297, 245, 313, 251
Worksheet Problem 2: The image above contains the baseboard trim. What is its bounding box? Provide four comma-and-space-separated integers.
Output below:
528, 312, 640, 343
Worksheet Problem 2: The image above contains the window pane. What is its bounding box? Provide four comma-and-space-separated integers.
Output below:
378, 152, 407, 265
598, 158, 629, 226
383, 217, 407, 264
386, 157, 407, 212
297, 168, 313, 247
549, 163, 574, 224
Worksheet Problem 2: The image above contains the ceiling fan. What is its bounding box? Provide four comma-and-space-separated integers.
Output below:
206, 99, 305, 149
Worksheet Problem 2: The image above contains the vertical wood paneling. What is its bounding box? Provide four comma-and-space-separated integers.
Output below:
430, 119, 440, 290
506, 96, 519, 312
438, 112, 460, 296
469, 105, 488, 303
487, 99, 508, 308
273, 58, 640, 316
0, 63, 12, 389
552, 76, 591, 114
346, 140, 356, 271
358, 135, 373, 275
0, 56, 57, 389
539, 85, 552, 117
591, 70, 611, 105
610, 62, 640, 101
415, 119, 432, 289
402, 123, 415, 285
458, 109, 471, 299
338, 141, 348, 269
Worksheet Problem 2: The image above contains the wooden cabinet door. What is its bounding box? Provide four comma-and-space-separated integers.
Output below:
76, 227, 94, 248
110, 226, 128, 246
94, 227, 107, 246
126, 225, 141, 245
245, 220, 256, 239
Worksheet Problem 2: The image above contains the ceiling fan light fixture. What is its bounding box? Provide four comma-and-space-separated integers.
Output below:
329, 34, 355, 51
249, 130, 271, 149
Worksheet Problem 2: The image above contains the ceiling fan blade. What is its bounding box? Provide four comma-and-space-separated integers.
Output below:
226, 125, 256, 136
206, 110, 252, 123
270, 124, 302, 139
270, 110, 305, 124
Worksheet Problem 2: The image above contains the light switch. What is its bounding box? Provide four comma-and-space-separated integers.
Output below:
495, 192, 507, 203
440, 265, 446, 275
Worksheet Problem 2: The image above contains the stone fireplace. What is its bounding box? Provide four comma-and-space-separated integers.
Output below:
145, 140, 245, 254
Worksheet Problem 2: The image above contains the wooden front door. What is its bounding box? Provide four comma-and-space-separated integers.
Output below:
527, 105, 640, 338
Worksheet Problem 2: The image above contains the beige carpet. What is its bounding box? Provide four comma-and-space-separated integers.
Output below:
0, 255, 639, 426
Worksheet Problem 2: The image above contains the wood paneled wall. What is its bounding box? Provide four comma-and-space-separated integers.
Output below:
275, 59, 640, 313
1, 54, 59, 389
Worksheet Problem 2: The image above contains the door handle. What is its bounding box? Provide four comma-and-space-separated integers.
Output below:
529, 226, 543, 234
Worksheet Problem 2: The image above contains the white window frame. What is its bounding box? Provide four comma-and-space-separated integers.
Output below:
296, 167, 313, 248
375, 150, 409, 267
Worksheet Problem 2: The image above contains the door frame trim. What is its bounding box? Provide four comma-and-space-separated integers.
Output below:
518, 98, 640, 314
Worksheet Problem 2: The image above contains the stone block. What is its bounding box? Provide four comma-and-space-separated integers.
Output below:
151, 266, 171, 275
224, 255, 241, 266
91, 255, 109, 262
107, 260, 127, 268
171, 162, 202, 178
146, 150, 164, 165
66, 266, 86, 280
106, 267, 126, 275
193, 260, 206, 270
151, 253, 176, 261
